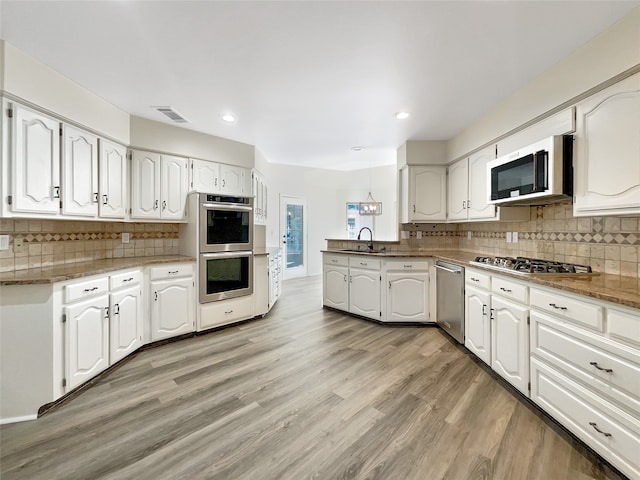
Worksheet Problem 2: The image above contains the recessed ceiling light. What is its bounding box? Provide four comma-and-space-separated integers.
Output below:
221, 113, 237, 123
351, 146, 365, 152
395, 112, 410, 120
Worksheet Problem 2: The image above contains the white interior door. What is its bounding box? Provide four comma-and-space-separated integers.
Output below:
280, 195, 307, 279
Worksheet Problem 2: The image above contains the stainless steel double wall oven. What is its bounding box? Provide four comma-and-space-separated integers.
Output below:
198, 193, 253, 303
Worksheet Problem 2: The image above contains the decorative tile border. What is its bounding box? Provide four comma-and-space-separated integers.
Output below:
12, 231, 179, 244
467, 231, 639, 245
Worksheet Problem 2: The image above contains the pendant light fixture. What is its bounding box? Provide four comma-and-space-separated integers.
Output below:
355, 148, 382, 215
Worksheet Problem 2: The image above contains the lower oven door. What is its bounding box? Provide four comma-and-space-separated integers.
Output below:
199, 251, 253, 303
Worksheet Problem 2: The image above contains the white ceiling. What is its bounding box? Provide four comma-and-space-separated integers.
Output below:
1, 1, 638, 170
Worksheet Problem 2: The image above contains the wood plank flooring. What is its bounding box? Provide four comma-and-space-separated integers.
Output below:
0, 275, 627, 480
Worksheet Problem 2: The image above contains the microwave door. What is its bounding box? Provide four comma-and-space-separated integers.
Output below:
491, 154, 535, 200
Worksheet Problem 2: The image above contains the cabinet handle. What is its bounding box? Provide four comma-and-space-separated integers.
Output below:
223, 179, 226, 187
84, 286, 99, 292
548, 303, 568, 311
490, 308, 495, 320
215, 178, 218, 187
404, 265, 412, 268
467, 199, 471, 208
53, 186, 60, 198
482, 304, 487, 316
589, 362, 613, 373
114, 304, 120, 315
154, 292, 158, 301
162, 200, 167, 210
102, 194, 108, 205
471, 277, 479, 282
389, 281, 392, 289
168, 270, 179, 275
224, 310, 234, 314
500, 287, 512, 293
331, 259, 338, 263
154, 200, 159, 210
413, 205, 416, 213
360, 262, 368, 266
589, 422, 612, 437
104, 307, 109, 318
123, 277, 134, 283
462, 200, 466, 209
344, 274, 347, 282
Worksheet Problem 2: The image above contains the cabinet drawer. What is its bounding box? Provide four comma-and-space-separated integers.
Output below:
608, 307, 640, 348
149, 263, 194, 280
110, 270, 142, 290
531, 358, 640, 480
385, 259, 429, 271
530, 287, 603, 332
65, 276, 109, 303
491, 276, 528, 304
531, 311, 640, 414
349, 257, 381, 270
199, 295, 254, 330
323, 253, 349, 267
465, 269, 490, 290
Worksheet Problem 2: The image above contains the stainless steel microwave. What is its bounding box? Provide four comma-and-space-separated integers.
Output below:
487, 135, 573, 205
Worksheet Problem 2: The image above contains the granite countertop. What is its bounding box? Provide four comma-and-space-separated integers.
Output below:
323, 249, 640, 310
0, 255, 196, 286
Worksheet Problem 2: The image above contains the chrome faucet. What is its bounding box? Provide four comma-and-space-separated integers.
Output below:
357, 227, 374, 252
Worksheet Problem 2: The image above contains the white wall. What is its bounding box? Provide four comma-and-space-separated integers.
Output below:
447, 7, 640, 161
130, 116, 255, 168
256, 151, 397, 276
1, 41, 130, 144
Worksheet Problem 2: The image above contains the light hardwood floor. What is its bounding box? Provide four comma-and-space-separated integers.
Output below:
0, 275, 627, 480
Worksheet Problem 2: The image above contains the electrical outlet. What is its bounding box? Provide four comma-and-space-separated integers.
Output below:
121, 232, 130, 244
506, 232, 512, 243
512, 231, 519, 243
0, 235, 8, 250
416, 231, 422, 239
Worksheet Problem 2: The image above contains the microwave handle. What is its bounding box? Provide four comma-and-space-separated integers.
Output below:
201, 203, 253, 212
533, 150, 548, 192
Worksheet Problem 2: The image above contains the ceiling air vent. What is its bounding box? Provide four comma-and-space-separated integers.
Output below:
153, 106, 188, 123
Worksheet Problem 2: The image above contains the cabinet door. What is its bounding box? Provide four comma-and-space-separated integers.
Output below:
99, 139, 127, 218
65, 294, 109, 390
447, 158, 468, 221
11, 104, 61, 214
323, 265, 349, 310
131, 150, 161, 219
160, 155, 188, 220
491, 295, 529, 395
349, 267, 381, 320
574, 73, 640, 216
110, 285, 142, 364
151, 277, 194, 341
62, 125, 99, 217
386, 271, 429, 322
465, 285, 491, 365
220, 164, 245, 194
468, 147, 497, 220
191, 158, 220, 193
409, 166, 447, 221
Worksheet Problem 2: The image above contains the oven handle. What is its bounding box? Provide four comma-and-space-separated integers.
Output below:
201, 203, 253, 212
201, 251, 253, 259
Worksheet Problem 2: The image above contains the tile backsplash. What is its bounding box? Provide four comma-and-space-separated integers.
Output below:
396, 205, 639, 277
0, 219, 180, 272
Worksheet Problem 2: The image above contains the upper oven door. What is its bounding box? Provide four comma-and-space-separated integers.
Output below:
200, 202, 253, 252
490, 150, 548, 202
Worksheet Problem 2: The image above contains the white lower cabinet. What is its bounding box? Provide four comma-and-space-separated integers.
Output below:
65, 293, 110, 390
150, 277, 194, 341
109, 284, 142, 364
384, 259, 430, 322
323, 254, 350, 310
465, 284, 491, 365
199, 295, 254, 330
349, 267, 381, 320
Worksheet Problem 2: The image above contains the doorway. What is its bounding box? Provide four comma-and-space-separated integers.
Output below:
280, 195, 307, 279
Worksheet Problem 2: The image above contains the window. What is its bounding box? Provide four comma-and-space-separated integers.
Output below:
346, 203, 374, 239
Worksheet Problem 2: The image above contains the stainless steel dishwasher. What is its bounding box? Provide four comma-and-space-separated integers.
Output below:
435, 260, 464, 343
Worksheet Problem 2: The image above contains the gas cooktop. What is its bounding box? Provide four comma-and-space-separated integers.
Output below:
470, 256, 595, 275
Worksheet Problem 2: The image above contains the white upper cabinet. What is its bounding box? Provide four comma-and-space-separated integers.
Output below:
220, 164, 246, 195
131, 150, 188, 220
62, 125, 99, 217
467, 148, 497, 220
190, 158, 220, 193
130, 150, 161, 219
11, 104, 61, 214
252, 169, 267, 225
405, 166, 447, 222
99, 139, 127, 219
447, 158, 468, 221
160, 154, 188, 220
574, 73, 640, 217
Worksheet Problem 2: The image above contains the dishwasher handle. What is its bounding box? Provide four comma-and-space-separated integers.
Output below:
435, 264, 462, 274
